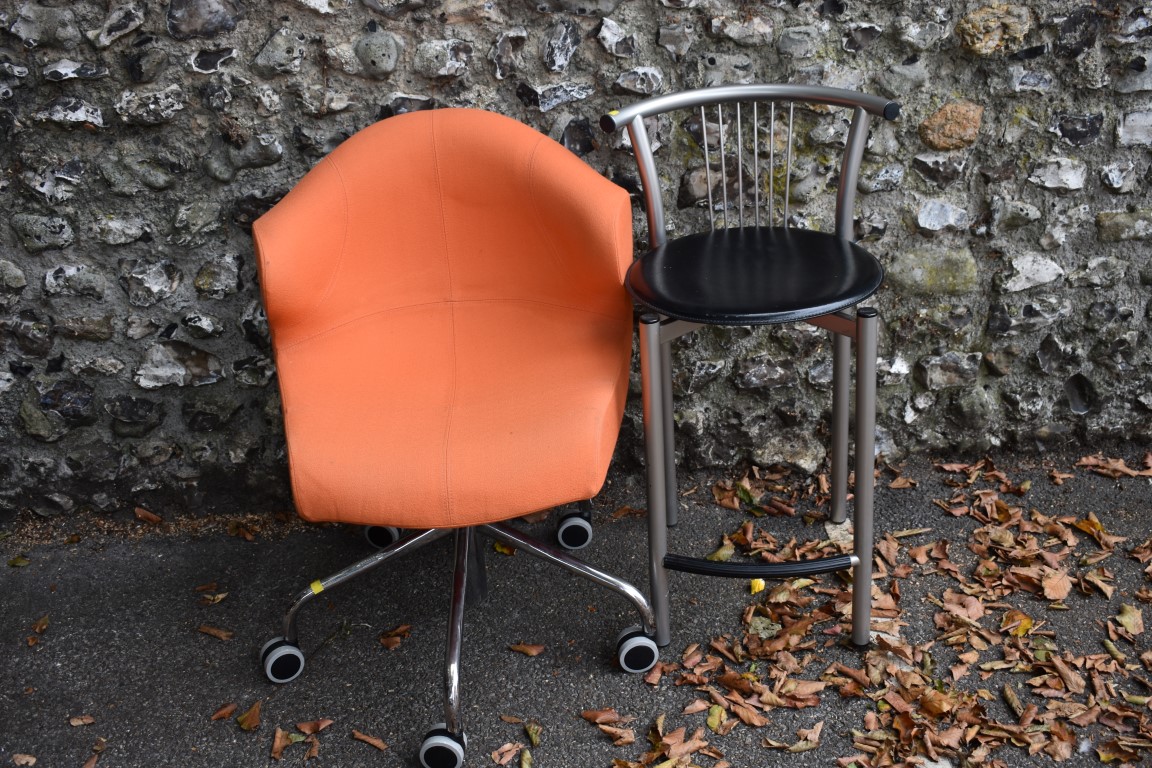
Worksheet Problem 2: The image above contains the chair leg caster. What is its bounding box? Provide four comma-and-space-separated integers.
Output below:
260, 637, 305, 684
616, 626, 659, 674
363, 525, 402, 549
556, 508, 593, 550
420, 724, 467, 768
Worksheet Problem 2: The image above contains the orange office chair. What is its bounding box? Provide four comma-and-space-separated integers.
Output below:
252, 108, 658, 768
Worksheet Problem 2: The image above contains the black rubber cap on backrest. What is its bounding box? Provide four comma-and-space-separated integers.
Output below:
884, 102, 902, 121
599, 114, 618, 133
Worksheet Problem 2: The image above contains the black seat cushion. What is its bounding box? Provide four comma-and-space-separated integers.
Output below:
625, 226, 884, 325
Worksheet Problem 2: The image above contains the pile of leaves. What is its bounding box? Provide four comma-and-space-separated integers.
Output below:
581, 454, 1152, 768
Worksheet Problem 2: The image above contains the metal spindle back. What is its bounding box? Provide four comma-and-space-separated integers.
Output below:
698, 100, 800, 232
602, 84, 901, 251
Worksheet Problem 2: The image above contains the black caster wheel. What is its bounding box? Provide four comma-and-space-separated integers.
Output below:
260, 637, 305, 684
616, 626, 659, 674
556, 501, 593, 550
419, 723, 467, 768
364, 525, 401, 549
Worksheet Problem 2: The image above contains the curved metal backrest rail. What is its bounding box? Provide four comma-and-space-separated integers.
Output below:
599, 83, 901, 133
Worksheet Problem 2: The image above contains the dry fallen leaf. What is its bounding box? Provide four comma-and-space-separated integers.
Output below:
1042, 568, 1073, 601
351, 729, 388, 751
296, 718, 334, 734
379, 624, 412, 650
69, 715, 95, 727
598, 724, 635, 746
509, 643, 546, 657
1117, 604, 1144, 636
198, 625, 234, 641
13, 755, 36, 767
788, 721, 824, 752
582, 708, 628, 725
211, 703, 238, 721
81, 755, 98, 768
491, 742, 524, 765
270, 728, 296, 760
134, 506, 162, 524
236, 701, 262, 731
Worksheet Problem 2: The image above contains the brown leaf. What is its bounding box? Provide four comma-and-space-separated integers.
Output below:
509, 643, 545, 657
351, 730, 388, 751
211, 703, 238, 721
582, 708, 627, 725
492, 742, 525, 765
69, 715, 95, 727
1042, 568, 1073, 601
1050, 656, 1087, 695
236, 701, 262, 731
81, 756, 98, 768
1001, 609, 1034, 637
1117, 604, 1144, 636
598, 725, 635, 746
379, 624, 411, 650
296, 718, 334, 734
12, 756, 36, 767
198, 625, 234, 641
271, 728, 292, 760
304, 734, 320, 759
524, 720, 542, 748
134, 506, 162, 524
31, 615, 49, 634
788, 721, 823, 752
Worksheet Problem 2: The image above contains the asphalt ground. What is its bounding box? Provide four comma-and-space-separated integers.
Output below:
1, 447, 1150, 768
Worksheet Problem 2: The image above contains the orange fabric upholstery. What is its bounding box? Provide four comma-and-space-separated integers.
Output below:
253, 109, 634, 529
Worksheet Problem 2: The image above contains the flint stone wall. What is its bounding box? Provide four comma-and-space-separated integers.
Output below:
1, 0, 1150, 517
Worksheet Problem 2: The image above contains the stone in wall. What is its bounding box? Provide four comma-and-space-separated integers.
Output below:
166, 0, 246, 40
886, 247, 978, 296
254, 29, 308, 76
413, 39, 472, 78
134, 341, 224, 389
956, 5, 1033, 55
88, 4, 146, 49
919, 101, 984, 151
1096, 210, 1152, 242
12, 214, 74, 252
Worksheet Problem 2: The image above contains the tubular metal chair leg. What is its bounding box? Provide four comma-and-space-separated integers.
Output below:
830, 331, 852, 525
482, 522, 657, 637
465, 527, 488, 606
280, 528, 451, 644
443, 528, 471, 736
851, 308, 879, 647
639, 314, 672, 647
660, 334, 678, 528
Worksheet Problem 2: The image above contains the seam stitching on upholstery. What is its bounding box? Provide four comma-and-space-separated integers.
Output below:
431, 111, 458, 526
526, 138, 568, 276
310, 156, 351, 315
278, 298, 623, 352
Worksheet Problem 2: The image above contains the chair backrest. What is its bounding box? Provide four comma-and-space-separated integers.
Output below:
601, 84, 901, 249
254, 108, 633, 351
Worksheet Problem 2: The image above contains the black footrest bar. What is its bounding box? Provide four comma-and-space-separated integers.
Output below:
663, 553, 857, 579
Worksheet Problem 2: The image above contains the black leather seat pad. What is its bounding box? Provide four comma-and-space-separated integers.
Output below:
625, 226, 884, 325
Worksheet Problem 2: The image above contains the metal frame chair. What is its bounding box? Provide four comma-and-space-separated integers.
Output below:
601, 84, 901, 649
